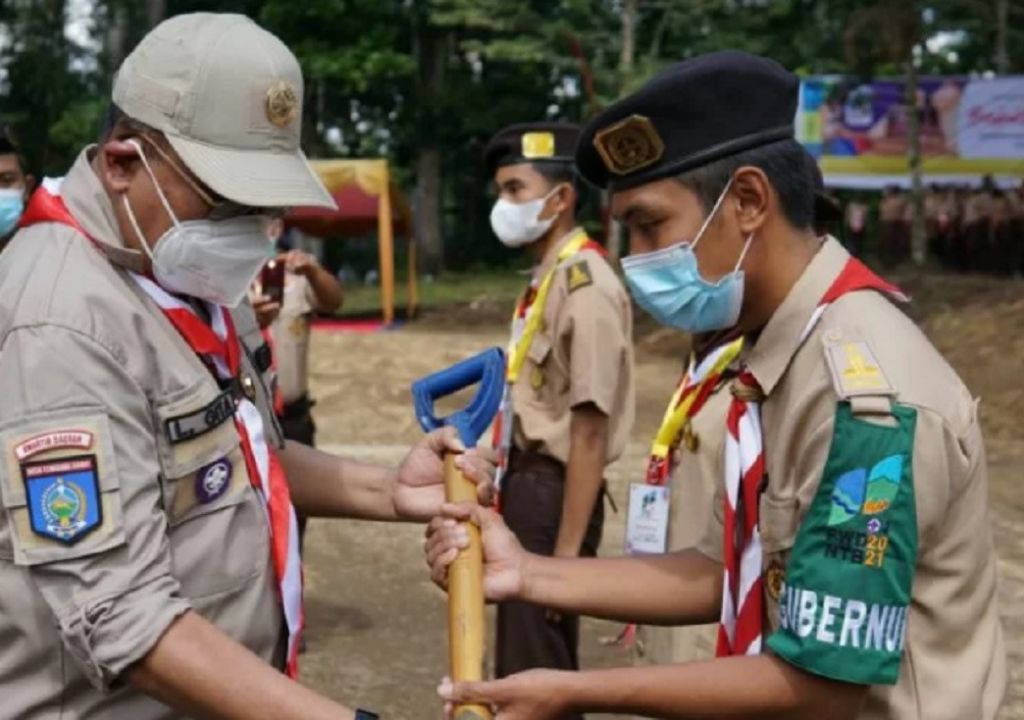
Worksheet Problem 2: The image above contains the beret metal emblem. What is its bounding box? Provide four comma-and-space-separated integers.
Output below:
265, 79, 299, 129
521, 131, 555, 159
593, 114, 665, 176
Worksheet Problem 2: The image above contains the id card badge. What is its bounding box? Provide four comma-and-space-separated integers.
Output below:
625, 483, 670, 555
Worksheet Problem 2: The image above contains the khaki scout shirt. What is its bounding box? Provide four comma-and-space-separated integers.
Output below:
698, 238, 1005, 719
647, 382, 730, 665
963, 192, 992, 226
270, 273, 315, 404
0, 149, 285, 718
878, 195, 907, 223
511, 229, 635, 466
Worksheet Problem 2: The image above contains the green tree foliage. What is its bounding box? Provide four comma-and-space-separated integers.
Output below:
0, 0, 1014, 269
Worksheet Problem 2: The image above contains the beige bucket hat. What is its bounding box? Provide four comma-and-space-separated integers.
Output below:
113, 13, 335, 209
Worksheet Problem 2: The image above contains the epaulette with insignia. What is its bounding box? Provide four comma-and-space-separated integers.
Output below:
565, 259, 593, 293
823, 334, 896, 415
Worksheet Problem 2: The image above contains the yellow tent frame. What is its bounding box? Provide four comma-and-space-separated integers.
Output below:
308, 159, 419, 324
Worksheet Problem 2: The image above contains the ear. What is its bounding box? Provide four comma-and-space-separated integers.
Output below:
731, 165, 771, 236
98, 139, 143, 194
550, 182, 576, 217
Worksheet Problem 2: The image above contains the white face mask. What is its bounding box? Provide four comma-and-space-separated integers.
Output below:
489, 185, 562, 248
123, 139, 271, 308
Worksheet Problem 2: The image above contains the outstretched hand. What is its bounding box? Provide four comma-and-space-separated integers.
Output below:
392, 427, 497, 522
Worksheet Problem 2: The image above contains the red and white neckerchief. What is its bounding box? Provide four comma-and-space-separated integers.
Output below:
20, 182, 305, 677
261, 326, 286, 416
131, 275, 304, 676
716, 256, 906, 658
612, 337, 744, 650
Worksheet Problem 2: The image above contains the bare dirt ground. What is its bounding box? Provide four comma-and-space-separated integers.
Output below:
298, 273, 1024, 719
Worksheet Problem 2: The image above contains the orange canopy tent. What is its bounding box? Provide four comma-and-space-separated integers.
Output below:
286, 159, 418, 324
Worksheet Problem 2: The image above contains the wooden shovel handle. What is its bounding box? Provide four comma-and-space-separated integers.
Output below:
443, 453, 492, 720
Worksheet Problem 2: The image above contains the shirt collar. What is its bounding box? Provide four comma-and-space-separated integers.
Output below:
61, 146, 147, 273
531, 226, 586, 283
744, 237, 851, 396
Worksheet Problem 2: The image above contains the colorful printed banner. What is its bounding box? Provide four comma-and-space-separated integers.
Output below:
798, 75, 1024, 188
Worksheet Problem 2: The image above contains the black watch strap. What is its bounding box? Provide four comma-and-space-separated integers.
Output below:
355, 710, 380, 720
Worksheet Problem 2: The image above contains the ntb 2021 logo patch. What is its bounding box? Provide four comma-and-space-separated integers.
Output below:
824, 454, 904, 569
22, 455, 101, 544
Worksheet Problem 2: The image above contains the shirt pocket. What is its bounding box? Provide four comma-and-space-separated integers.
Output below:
154, 382, 248, 525
524, 332, 566, 400
153, 384, 268, 600
759, 493, 800, 556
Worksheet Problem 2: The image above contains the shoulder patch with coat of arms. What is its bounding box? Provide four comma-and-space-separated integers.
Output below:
22, 454, 101, 544
2, 414, 127, 565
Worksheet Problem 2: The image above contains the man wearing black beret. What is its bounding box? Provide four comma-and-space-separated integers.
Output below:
428, 50, 1005, 719
483, 122, 635, 699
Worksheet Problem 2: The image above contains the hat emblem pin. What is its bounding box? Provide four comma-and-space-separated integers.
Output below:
265, 79, 299, 129
593, 114, 665, 176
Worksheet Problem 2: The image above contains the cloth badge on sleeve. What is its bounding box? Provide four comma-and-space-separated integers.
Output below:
22, 455, 102, 544
566, 260, 593, 293
195, 457, 233, 504
766, 402, 918, 686
14, 430, 93, 461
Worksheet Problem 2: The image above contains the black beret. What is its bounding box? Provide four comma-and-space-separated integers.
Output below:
484, 122, 581, 176
576, 50, 799, 191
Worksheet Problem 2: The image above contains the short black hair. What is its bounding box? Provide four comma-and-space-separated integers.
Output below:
533, 161, 584, 218
674, 138, 814, 230
534, 161, 577, 191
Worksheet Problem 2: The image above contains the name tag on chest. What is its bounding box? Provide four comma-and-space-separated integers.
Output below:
165, 391, 235, 445
625, 483, 671, 555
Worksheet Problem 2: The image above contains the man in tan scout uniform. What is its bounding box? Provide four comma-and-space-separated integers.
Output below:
253, 224, 344, 546
878, 185, 909, 267
484, 122, 634, 697
643, 170, 848, 668
427, 51, 1005, 720
0, 14, 493, 720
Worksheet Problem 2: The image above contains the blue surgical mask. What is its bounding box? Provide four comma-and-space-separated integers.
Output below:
0, 188, 25, 238
621, 180, 752, 334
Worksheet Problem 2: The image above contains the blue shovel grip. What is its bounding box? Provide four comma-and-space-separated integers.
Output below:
412, 347, 505, 447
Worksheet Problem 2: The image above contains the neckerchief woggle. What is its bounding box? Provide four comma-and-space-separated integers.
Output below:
20, 183, 305, 678
492, 228, 605, 490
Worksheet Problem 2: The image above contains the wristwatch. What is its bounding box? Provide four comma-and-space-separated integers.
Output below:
355, 710, 380, 720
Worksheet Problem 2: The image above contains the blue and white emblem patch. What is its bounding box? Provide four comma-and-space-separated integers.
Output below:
195, 457, 232, 504
22, 455, 102, 544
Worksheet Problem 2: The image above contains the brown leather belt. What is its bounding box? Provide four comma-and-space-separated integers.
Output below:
506, 449, 617, 512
